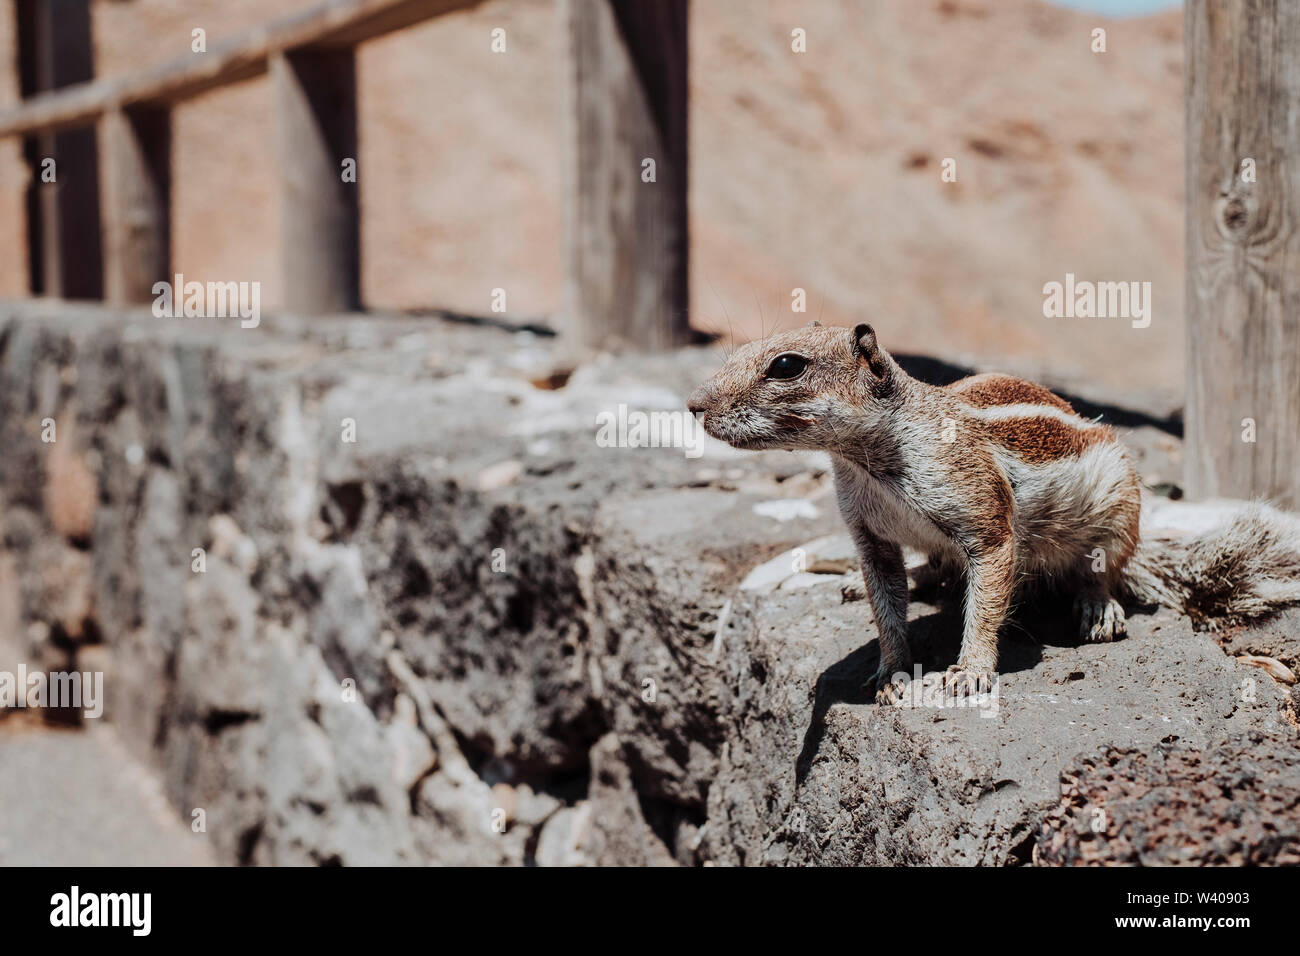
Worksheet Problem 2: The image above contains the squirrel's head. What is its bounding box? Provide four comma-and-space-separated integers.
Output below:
687, 322, 899, 451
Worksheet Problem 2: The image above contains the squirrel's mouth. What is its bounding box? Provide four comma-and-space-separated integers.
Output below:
722, 434, 780, 450
701, 414, 801, 451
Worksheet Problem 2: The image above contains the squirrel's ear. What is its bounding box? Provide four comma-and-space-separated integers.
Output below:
806, 320, 822, 328
853, 324, 889, 380
854, 324, 876, 356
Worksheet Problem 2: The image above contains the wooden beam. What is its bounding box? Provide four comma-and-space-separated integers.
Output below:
101, 107, 171, 305
561, 0, 690, 351
22, 0, 103, 299
0, 0, 481, 139
271, 49, 360, 313
1185, 0, 1300, 507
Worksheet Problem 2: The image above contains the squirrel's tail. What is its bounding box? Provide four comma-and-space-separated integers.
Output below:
1121, 497, 1300, 628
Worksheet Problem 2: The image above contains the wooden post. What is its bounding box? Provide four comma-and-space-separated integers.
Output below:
560, 0, 690, 352
19, 0, 103, 299
101, 107, 170, 305
1185, 1, 1300, 508
270, 49, 360, 314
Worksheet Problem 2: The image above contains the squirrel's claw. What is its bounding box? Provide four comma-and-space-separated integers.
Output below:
875, 679, 906, 706
942, 665, 995, 698
1074, 595, 1127, 643
868, 664, 909, 705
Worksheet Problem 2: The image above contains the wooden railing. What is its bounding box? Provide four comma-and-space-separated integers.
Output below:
1, 0, 691, 349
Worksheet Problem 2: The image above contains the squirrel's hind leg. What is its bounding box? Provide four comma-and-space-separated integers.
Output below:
1071, 462, 1140, 644
1071, 519, 1136, 644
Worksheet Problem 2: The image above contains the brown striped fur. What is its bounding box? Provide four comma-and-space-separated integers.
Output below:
947, 372, 1075, 413
982, 416, 1116, 464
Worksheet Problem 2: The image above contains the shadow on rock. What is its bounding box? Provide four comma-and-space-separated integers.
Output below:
795, 607, 964, 784
793, 591, 1162, 786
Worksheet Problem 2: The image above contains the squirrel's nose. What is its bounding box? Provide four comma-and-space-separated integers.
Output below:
687, 386, 713, 416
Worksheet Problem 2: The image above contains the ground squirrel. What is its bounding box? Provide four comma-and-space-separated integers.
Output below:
688, 322, 1300, 702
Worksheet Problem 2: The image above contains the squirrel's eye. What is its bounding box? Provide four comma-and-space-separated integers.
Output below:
765, 353, 808, 380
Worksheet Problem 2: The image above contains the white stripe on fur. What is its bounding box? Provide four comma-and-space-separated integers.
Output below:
969, 403, 1099, 429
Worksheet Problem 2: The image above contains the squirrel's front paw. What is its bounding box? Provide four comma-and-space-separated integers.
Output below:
942, 665, 995, 698
1074, 595, 1127, 643
875, 678, 906, 705
869, 662, 911, 705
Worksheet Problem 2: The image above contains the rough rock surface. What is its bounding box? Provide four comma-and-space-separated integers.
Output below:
1, 302, 1296, 865
703, 591, 1296, 866
1035, 732, 1300, 866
